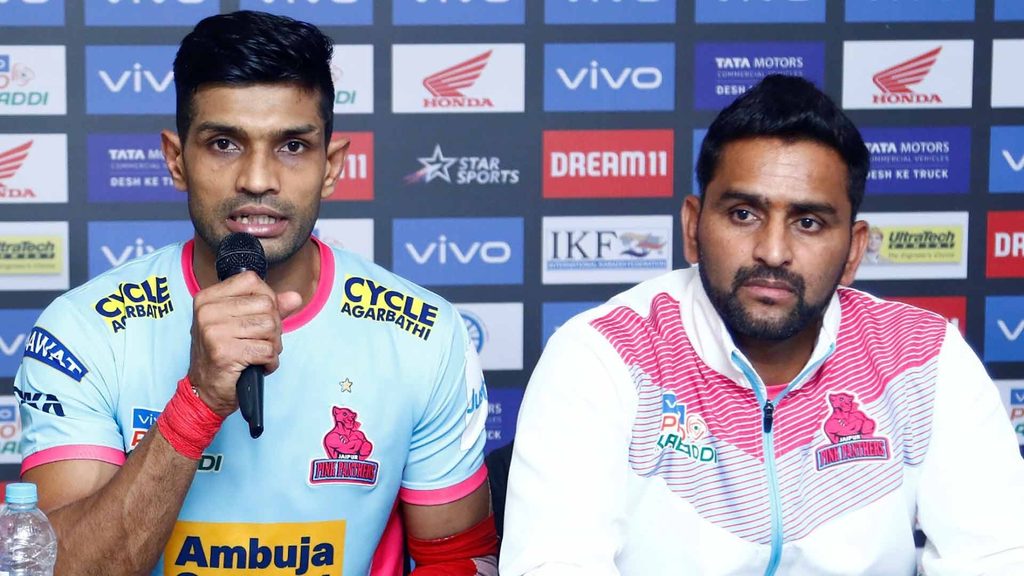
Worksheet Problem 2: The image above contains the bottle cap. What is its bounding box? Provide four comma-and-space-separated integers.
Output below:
5, 483, 38, 505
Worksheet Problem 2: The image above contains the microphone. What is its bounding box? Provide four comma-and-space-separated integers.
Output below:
215, 232, 267, 439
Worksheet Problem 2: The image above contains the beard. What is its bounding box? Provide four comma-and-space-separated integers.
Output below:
698, 257, 842, 342
189, 193, 316, 267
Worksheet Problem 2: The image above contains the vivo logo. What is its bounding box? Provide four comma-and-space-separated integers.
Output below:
0, 334, 25, 357
0, 0, 52, 4
102, 237, 155, 267
98, 64, 173, 93
103, 0, 206, 4
999, 319, 1024, 342
405, 236, 511, 265
557, 61, 663, 90
257, 0, 359, 3
1003, 150, 1024, 172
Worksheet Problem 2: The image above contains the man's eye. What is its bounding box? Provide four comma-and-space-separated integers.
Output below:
284, 141, 306, 153
213, 139, 233, 151
798, 218, 822, 231
734, 209, 752, 221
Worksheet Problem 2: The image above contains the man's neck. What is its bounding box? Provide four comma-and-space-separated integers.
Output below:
734, 320, 821, 387
192, 237, 320, 306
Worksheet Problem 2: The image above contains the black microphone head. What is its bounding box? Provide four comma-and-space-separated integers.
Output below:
215, 232, 267, 281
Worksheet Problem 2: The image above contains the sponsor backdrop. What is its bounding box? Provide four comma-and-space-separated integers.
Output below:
0, 0, 1022, 490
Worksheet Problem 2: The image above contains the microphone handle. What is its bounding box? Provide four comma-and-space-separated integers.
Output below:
237, 365, 264, 438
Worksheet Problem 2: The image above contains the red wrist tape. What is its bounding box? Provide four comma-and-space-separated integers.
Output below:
156, 376, 224, 460
408, 514, 498, 575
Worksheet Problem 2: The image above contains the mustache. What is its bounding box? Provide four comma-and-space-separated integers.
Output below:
731, 265, 806, 295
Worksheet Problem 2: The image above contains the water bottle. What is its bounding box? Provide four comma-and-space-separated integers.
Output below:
0, 483, 57, 576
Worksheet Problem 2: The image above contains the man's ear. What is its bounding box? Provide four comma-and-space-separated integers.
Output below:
321, 136, 350, 199
841, 220, 869, 286
682, 195, 702, 265
160, 129, 188, 192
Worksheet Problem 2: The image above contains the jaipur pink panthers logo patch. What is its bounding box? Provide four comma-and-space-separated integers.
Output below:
815, 393, 891, 471
309, 406, 380, 486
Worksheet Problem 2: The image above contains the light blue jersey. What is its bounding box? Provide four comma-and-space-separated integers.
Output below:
14, 238, 488, 576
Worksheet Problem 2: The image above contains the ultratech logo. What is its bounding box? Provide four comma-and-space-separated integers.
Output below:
165, 520, 344, 575
872, 47, 942, 105
888, 230, 956, 250
340, 275, 438, 341
0, 237, 60, 275
543, 130, 672, 198
404, 144, 520, 186
423, 50, 493, 109
93, 275, 174, 333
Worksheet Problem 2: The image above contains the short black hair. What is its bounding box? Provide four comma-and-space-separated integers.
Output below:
173, 10, 335, 145
695, 74, 869, 220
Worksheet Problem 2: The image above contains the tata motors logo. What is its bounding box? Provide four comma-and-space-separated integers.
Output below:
695, 0, 825, 23
392, 44, 525, 114
238, 0, 372, 25
0, 309, 40, 378
85, 0, 217, 26
86, 45, 176, 115
542, 215, 673, 285
543, 129, 673, 198
456, 303, 523, 370
545, 43, 674, 112
546, 0, 675, 24
885, 296, 966, 336
405, 143, 520, 187
855, 211, 969, 281
987, 211, 1024, 278
861, 127, 970, 195
394, 0, 524, 25
484, 387, 523, 453
843, 41, 973, 109
0, 0, 63, 26
695, 42, 824, 110
0, 221, 68, 291
87, 220, 193, 278
87, 133, 179, 203
0, 134, 67, 204
331, 45, 373, 114
845, 0, 975, 22
325, 132, 373, 201
992, 40, 1024, 108
0, 46, 66, 115
393, 217, 523, 286
990, 126, 1024, 193
985, 297, 1024, 362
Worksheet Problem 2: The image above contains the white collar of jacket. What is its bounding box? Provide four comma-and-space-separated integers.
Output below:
676, 266, 841, 394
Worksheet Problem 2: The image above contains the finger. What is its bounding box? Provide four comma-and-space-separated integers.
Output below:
276, 291, 303, 319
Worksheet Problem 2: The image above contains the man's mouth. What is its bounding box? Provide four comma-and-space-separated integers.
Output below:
231, 214, 279, 225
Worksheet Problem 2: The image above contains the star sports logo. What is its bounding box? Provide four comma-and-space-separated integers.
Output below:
404, 144, 519, 186
872, 47, 942, 105
423, 51, 493, 109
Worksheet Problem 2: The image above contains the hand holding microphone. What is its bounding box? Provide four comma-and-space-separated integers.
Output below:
187, 232, 302, 438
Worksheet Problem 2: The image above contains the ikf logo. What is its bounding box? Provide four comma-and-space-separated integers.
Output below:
238, 0, 372, 25
996, 0, 1024, 20
87, 134, 179, 203
984, 297, 1024, 362
986, 211, 1024, 278
992, 40, 1024, 109
843, 41, 974, 109
393, 218, 523, 286
85, 0, 217, 26
885, 296, 966, 336
394, 0, 524, 25
86, 46, 176, 115
544, 43, 674, 112
695, 0, 825, 23
313, 218, 374, 262
542, 215, 673, 285
543, 129, 673, 198
0, 46, 66, 116
542, 301, 599, 347
990, 126, 1024, 193
545, 0, 675, 24
845, 0, 975, 22
392, 44, 525, 114
0, 309, 40, 377
694, 42, 825, 110
0, 0, 63, 26
0, 220, 69, 292
0, 134, 68, 204
326, 132, 374, 201
456, 303, 523, 371
332, 45, 373, 114
87, 220, 193, 278
861, 127, 971, 195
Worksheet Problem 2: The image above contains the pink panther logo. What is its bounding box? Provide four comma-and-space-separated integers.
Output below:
323, 406, 374, 459
823, 393, 876, 444
815, 392, 890, 471
309, 406, 379, 486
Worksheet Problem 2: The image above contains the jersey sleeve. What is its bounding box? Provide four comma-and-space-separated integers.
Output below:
398, 308, 487, 505
917, 324, 1024, 574
499, 318, 632, 576
15, 296, 126, 475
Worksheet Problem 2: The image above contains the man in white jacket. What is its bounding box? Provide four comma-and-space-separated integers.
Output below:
500, 75, 1024, 576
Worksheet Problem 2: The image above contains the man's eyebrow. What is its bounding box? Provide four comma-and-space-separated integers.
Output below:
193, 123, 321, 139
716, 189, 769, 209
716, 190, 839, 216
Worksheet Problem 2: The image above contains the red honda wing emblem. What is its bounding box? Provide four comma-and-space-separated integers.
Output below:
872, 47, 942, 94
0, 141, 32, 181
422, 51, 492, 97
